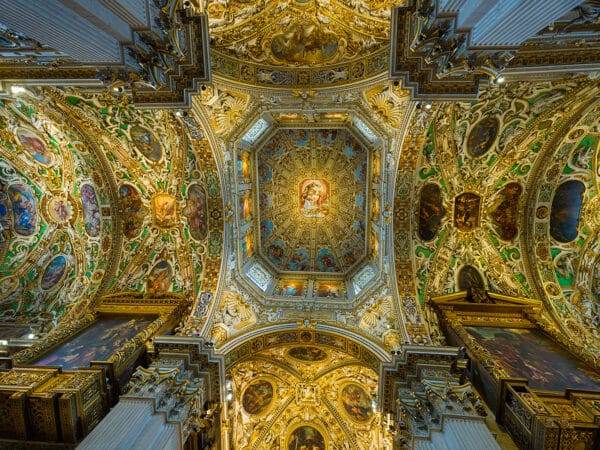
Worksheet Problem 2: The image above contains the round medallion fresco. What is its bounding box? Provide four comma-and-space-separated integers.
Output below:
242, 379, 274, 415
288, 346, 327, 362
47, 196, 73, 223
340, 383, 373, 422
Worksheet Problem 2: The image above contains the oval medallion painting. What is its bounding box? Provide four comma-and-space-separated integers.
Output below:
288, 426, 325, 450
41, 255, 68, 290
130, 126, 162, 162
288, 346, 327, 362
8, 184, 37, 236
467, 116, 499, 157
242, 379, 274, 415
340, 384, 373, 422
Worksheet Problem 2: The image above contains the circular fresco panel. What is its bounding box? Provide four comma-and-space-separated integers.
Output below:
242, 379, 274, 415
340, 383, 373, 422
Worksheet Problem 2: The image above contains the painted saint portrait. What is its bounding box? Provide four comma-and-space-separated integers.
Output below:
290, 129, 309, 147
17, 128, 52, 165
238, 151, 251, 181
353, 220, 365, 241
130, 125, 162, 162
466, 327, 600, 392
47, 196, 72, 223
260, 220, 274, 240
153, 194, 177, 228
271, 22, 338, 64
81, 183, 101, 237
316, 282, 340, 298
418, 183, 445, 241
8, 183, 37, 236
299, 179, 329, 218
41, 255, 68, 290
259, 192, 272, 210
239, 193, 252, 221
454, 192, 480, 232
258, 162, 272, 182
317, 128, 337, 145
267, 240, 286, 265
467, 116, 499, 157
278, 280, 304, 296
355, 160, 367, 182
147, 261, 173, 292
289, 248, 309, 271
550, 180, 584, 243
317, 248, 337, 272
243, 228, 254, 258
340, 383, 373, 422
242, 379, 274, 415
288, 426, 325, 450
119, 184, 144, 238
458, 265, 485, 292
33, 317, 153, 369
262, 137, 284, 158
183, 184, 208, 241
491, 183, 522, 241
288, 346, 328, 362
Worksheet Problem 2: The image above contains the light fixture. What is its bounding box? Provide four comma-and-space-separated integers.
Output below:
0, 340, 7, 346
495, 76, 506, 84
424, 102, 432, 110
11, 85, 26, 95
27, 333, 35, 339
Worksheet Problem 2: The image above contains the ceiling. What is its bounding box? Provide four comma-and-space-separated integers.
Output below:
0, 0, 597, 353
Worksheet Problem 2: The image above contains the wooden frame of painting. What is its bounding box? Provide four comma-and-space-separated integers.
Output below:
11, 292, 187, 403
429, 290, 600, 417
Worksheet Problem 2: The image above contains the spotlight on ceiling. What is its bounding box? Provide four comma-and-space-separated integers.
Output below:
11, 85, 26, 95
424, 102, 432, 110
496, 76, 506, 84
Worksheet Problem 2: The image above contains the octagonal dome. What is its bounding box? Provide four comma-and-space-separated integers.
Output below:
257, 128, 368, 274
233, 111, 384, 302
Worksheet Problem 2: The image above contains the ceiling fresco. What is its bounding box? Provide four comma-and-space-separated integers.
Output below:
207, 0, 395, 88
0, 91, 113, 331
256, 128, 368, 275
0, 87, 224, 337
397, 77, 600, 359
227, 340, 379, 449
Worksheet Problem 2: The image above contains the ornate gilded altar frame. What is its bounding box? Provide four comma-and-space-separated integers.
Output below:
9, 292, 187, 400
429, 291, 600, 408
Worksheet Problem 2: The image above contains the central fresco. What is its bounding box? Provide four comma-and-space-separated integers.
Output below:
257, 129, 368, 274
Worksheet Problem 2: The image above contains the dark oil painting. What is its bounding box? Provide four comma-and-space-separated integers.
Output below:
33, 317, 153, 369
465, 326, 600, 392
550, 180, 584, 243
467, 116, 499, 157
454, 192, 480, 232
418, 183, 445, 241
491, 183, 522, 241
341, 383, 373, 422
458, 265, 485, 291
242, 379, 274, 415
288, 346, 328, 362
288, 426, 325, 450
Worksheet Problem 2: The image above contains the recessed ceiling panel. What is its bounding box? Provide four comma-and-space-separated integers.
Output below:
257, 128, 368, 274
